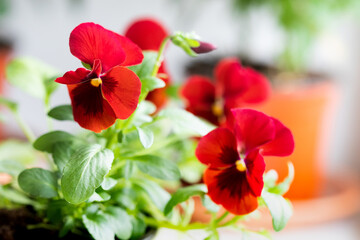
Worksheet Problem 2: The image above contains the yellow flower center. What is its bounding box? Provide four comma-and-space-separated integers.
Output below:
90, 78, 102, 87
235, 159, 247, 172
212, 99, 224, 117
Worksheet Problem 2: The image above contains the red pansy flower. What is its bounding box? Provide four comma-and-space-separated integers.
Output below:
196, 108, 294, 215
124, 18, 171, 109
56, 23, 143, 133
181, 58, 270, 125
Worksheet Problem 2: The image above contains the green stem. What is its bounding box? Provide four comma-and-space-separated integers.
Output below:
13, 111, 35, 143
44, 96, 53, 131
219, 215, 243, 228
215, 211, 230, 224
151, 36, 171, 77
144, 217, 208, 231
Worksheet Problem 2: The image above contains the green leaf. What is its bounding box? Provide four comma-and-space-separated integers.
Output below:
201, 195, 220, 213
18, 168, 58, 198
132, 178, 171, 211
0, 160, 25, 176
136, 126, 154, 149
0, 97, 18, 112
262, 191, 293, 232
48, 105, 73, 121
59, 217, 75, 238
132, 155, 180, 181
141, 76, 165, 92
130, 216, 146, 240
158, 108, 216, 136
164, 184, 207, 215
104, 206, 132, 240
0, 140, 37, 165
61, 144, 114, 204
33, 131, 77, 153
82, 212, 114, 240
101, 177, 117, 190
269, 162, 294, 195
82, 61, 92, 70
0, 185, 35, 205
6, 57, 59, 99
128, 51, 157, 78
88, 191, 111, 202
52, 142, 75, 174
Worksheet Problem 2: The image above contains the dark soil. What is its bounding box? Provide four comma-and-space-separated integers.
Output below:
0, 207, 90, 240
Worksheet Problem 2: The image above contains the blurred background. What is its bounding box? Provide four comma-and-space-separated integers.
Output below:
0, 0, 359, 239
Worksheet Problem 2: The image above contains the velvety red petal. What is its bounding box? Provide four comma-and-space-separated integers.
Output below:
55, 68, 90, 85
214, 58, 245, 98
101, 66, 141, 119
70, 22, 126, 72
117, 35, 144, 66
232, 108, 275, 152
238, 67, 270, 103
245, 149, 265, 196
196, 128, 238, 168
261, 117, 295, 156
181, 75, 218, 124
204, 167, 259, 215
68, 84, 116, 133
124, 18, 168, 51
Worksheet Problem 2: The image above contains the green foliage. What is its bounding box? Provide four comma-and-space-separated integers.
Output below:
6, 57, 60, 100
131, 155, 180, 181
164, 184, 207, 215
48, 105, 74, 121
262, 191, 293, 232
18, 168, 58, 198
233, 0, 360, 71
61, 144, 114, 204
33, 131, 77, 153
171, 32, 200, 57
82, 211, 114, 240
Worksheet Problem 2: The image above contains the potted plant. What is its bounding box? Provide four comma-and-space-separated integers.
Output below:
0, 19, 295, 239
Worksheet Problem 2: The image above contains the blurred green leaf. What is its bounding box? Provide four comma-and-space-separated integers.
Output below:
82, 211, 114, 240
18, 168, 58, 198
132, 155, 180, 181
48, 105, 73, 121
262, 191, 293, 232
104, 206, 132, 240
6, 57, 59, 99
0, 160, 25, 176
128, 51, 157, 79
33, 131, 77, 153
136, 126, 154, 149
164, 184, 207, 215
0, 97, 18, 112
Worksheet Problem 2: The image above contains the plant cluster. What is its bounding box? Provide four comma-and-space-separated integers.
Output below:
0, 18, 294, 240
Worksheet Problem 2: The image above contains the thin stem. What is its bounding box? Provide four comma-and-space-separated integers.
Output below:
44, 96, 53, 131
13, 111, 35, 143
151, 36, 171, 77
215, 211, 230, 224
144, 216, 208, 231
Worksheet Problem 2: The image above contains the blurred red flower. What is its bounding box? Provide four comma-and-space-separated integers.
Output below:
181, 58, 270, 125
56, 22, 143, 132
196, 109, 294, 215
124, 18, 171, 109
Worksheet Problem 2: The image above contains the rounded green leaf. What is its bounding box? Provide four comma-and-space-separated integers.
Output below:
48, 105, 73, 121
132, 155, 180, 180
82, 212, 114, 240
104, 206, 132, 239
136, 126, 154, 149
18, 168, 58, 198
61, 144, 114, 204
33, 131, 76, 153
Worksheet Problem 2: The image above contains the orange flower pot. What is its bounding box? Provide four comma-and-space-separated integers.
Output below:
255, 81, 340, 200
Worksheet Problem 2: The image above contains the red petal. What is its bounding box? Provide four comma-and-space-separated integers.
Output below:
204, 167, 259, 215
68, 83, 116, 133
181, 75, 218, 124
55, 68, 90, 85
101, 66, 141, 119
215, 58, 270, 107
261, 117, 295, 156
232, 108, 275, 152
117, 35, 144, 66
196, 128, 238, 168
124, 18, 168, 51
245, 149, 265, 196
70, 22, 126, 72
